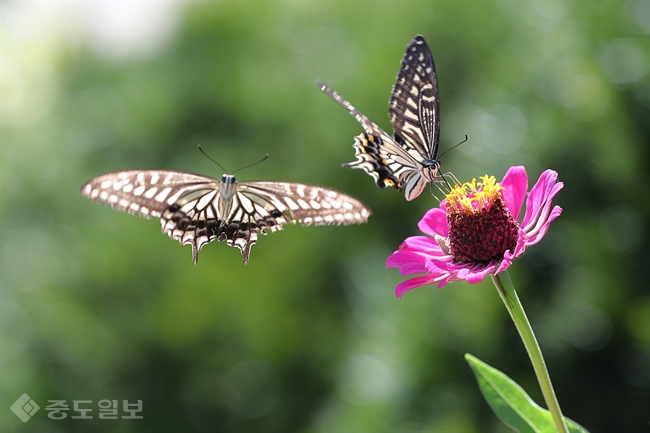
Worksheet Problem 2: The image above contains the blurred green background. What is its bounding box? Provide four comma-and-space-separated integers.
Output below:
2, 2, 648, 432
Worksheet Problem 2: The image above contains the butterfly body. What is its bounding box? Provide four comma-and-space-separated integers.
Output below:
320, 35, 445, 201
81, 170, 370, 264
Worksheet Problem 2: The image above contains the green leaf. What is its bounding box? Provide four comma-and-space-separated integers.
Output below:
465, 354, 588, 433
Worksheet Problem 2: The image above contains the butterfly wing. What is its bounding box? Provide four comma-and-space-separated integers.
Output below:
235, 181, 371, 263
318, 82, 424, 195
319, 36, 443, 201
317, 80, 387, 139
80, 170, 224, 263
79, 170, 215, 219
389, 35, 443, 200
389, 35, 439, 161
238, 181, 371, 226
80, 171, 371, 264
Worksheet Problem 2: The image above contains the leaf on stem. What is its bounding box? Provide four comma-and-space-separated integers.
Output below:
465, 354, 588, 433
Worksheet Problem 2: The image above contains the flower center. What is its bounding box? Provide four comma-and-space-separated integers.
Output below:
445, 175, 519, 263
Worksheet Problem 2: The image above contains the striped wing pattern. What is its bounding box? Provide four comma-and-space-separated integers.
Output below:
319, 35, 442, 201
80, 170, 371, 265
389, 35, 439, 159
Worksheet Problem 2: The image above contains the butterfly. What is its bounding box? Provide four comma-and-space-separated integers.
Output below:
319, 35, 446, 201
80, 170, 371, 264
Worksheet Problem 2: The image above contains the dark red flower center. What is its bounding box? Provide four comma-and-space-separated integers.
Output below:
447, 196, 519, 263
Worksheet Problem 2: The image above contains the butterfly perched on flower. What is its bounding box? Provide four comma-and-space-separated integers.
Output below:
80, 170, 371, 264
319, 35, 447, 201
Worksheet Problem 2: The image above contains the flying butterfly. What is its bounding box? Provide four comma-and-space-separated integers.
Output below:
319, 35, 450, 201
80, 168, 371, 265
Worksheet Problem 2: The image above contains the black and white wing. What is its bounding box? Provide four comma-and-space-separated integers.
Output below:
389, 35, 439, 164
319, 35, 443, 201
80, 171, 371, 265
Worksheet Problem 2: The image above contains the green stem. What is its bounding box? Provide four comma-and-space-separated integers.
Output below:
491, 271, 569, 433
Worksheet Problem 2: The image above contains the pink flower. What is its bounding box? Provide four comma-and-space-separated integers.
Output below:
387, 166, 563, 297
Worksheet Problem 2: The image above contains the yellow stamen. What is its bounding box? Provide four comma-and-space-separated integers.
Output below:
446, 174, 504, 213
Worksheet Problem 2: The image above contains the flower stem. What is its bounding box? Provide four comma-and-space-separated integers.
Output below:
491, 271, 569, 433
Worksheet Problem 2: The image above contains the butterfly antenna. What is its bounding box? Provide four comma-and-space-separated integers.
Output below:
437, 135, 468, 160
198, 145, 230, 174
232, 154, 269, 175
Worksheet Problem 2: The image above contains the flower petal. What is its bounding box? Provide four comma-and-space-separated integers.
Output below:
510, 229, 528, 258
386, 250, 428, 276
463, 263, 497, 284
521, 170, 563, 230
425, 255, 454, 274
417, 208, 449, 237
500, 166, 528, 221
386, 249, 427, 275
401, 236, 444, 254
495, 250, 516, 274
524, 205, 563, 247
395, 274, 446, 298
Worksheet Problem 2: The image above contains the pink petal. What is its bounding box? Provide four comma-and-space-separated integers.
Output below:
521, 170, 562, 230
418, 208, 449, 237
428, 256, 456, 272
463, 264, 497, 284
399, 263, 429, 276
522, 183, 563, 236
454, 265, 472, 280
386, 250, 427, 275
511, 230, 528, 258
500, 166, 528, 221
424, 255, 453, 273
395, 274, 446, 298
524, 205, 563, 247
495, 251, 515, 274
401, 236, 444, 254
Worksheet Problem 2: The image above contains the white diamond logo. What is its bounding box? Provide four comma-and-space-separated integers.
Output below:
10, 393, 40, 423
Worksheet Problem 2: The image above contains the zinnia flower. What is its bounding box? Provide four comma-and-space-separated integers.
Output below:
387, 166, 563, 297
